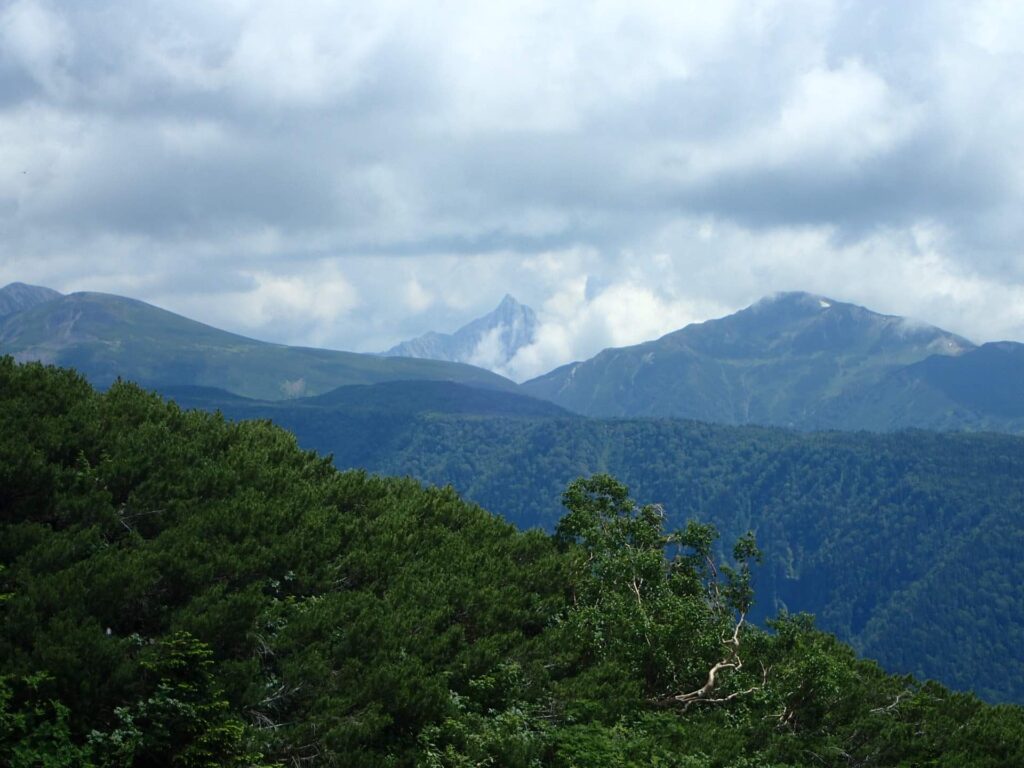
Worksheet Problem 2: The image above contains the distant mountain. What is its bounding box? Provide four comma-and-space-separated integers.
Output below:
0, 282, 62, 319
0, 288, 517, 399
521, 291, 1002, 430
383, 294, 537, 372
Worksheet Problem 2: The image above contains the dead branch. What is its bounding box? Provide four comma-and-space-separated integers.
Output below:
116, 505, 165, 533
657, 612, 768, 710
870, 689, 912, 715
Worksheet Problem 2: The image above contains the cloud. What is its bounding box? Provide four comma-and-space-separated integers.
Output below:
467, 326, 509, 372
165, 262, 362, 348
669, 59, 920, 181
0, 0, 1022, 375
401, 279, 434, 313
0, 0, 75, 99
502, 279, 721, 381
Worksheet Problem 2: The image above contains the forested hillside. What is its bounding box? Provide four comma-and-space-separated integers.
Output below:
350, 418, 1024, 705
4, 357, 1023, 766
168, 384, 1024, 704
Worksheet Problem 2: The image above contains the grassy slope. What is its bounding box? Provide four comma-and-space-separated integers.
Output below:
0, 292, 517, 400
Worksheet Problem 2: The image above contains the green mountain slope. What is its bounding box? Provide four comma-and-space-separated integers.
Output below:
161, 379, 572, 472
521, 291, 999, 430
0, 290, 516, 399
856, 506, 1024, 702
3, 358, 1022, 766
824, 341, 1024, 432
170, 383, 1024, 703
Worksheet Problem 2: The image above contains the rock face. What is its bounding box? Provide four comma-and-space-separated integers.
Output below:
382, 294, 538, 371
521, 291, 994, 430
0, 282, 62, 319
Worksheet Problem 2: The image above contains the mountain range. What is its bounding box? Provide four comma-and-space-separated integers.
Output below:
4, 281, 1021, 433
0, 284, 515, 400
382, 293, 537, 371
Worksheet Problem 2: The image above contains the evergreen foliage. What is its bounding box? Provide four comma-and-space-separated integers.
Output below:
2, 357, 1022, 766
176, 385, 1024, 703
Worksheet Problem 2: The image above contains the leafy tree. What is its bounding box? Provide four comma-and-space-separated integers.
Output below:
89, 632, 274, 768
0, 673, 94, 768
556, 474, 763, 708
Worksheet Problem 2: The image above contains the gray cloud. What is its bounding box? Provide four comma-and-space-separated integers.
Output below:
1, 0, 1023, 377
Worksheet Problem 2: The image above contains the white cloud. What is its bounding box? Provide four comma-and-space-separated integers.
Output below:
0, 0, 75, 98
222, 3, 399, 108
1, 0, 1023, 376
501, 278, 727, 381
467, 326, 508, 372
639, 58, 923, 208
161, 262, 361, 348
739, 59, 918, 171
401, 279, 434, 313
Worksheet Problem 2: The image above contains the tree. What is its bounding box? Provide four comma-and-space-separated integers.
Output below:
556, 474, 764, 708
89, 632, 274, 768
0, 673, 94, 768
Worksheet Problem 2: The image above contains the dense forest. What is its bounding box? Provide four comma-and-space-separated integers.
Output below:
3, 358, 1024, 766
165, 383, 1024, 705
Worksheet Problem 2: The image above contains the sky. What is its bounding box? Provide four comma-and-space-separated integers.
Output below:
2, 0, 1023, 381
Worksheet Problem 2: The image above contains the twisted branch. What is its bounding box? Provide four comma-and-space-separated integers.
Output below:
659, 612, 768, 710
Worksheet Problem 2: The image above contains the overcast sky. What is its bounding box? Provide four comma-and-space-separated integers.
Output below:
2, 0, 1023, 380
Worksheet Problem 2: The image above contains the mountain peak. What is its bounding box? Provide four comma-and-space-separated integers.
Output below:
712, 291, 957, 348
383, 295, 538, 375
746, 291, 866, 319
759, 290, 835, 307
0, 287, 516, 399
0, 281, 62, 297
523, 291, 979, 428
0, 282, 63, 319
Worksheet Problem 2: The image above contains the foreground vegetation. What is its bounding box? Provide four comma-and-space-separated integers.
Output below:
2, 359, 1023, 766
172, 383, 1024, 703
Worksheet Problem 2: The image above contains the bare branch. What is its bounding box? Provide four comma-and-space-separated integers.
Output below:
870, 689, 912, 715
659, 613, 765, 710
